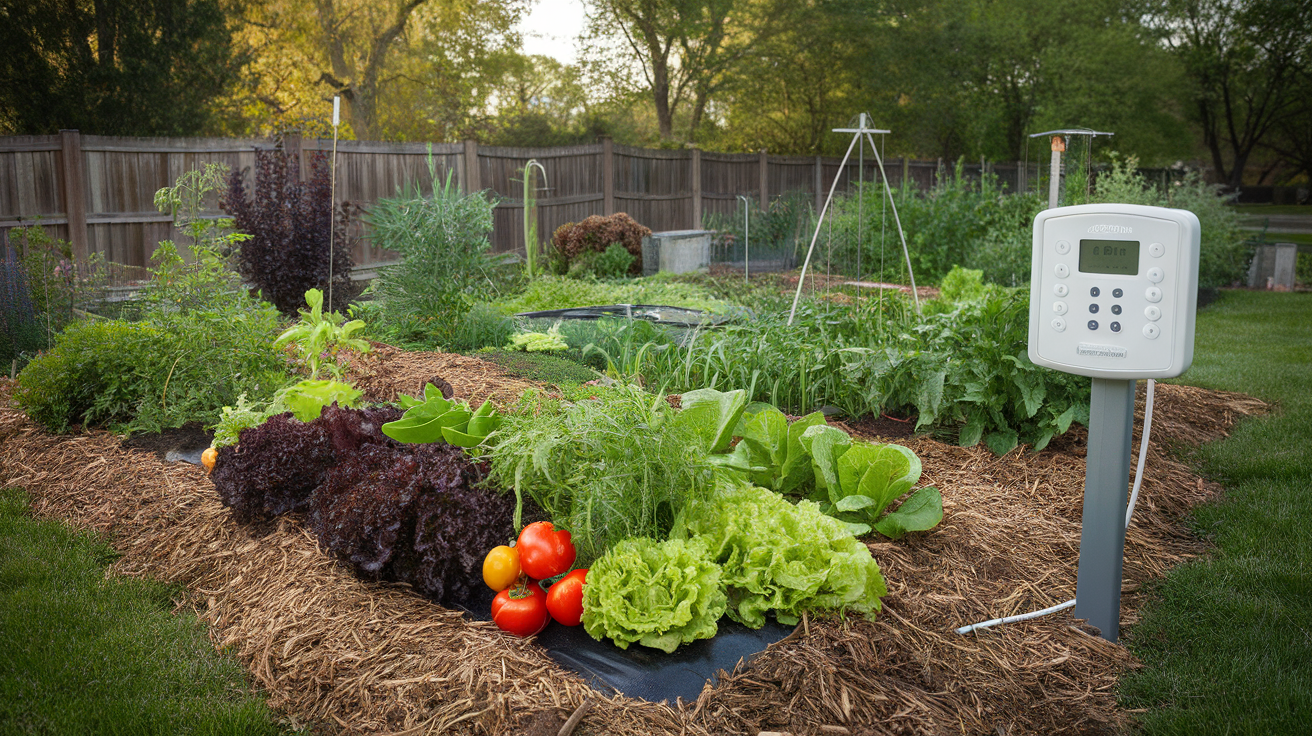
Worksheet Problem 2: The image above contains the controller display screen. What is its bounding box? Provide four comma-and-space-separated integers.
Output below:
1079, 239, 1140, 275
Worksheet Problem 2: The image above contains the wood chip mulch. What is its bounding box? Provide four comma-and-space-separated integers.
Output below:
0, 364, 1266, 735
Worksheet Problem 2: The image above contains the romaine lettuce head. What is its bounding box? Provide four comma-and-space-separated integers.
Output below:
679, 483, 887, 628
581, 536, 726, 653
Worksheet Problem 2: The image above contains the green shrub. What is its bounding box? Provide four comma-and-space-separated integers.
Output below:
15, 311, 287, 434
568, 243, 636, 279
366, 164, 508, 346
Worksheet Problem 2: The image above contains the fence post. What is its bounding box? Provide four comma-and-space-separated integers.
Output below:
58, 130, 88, 262
284, 133, 307, 181
602, 136, 615, 215
902, 157, 910, 190
759, 149, 769, 210
462, 139, 480, 194
691, 146, 702, 229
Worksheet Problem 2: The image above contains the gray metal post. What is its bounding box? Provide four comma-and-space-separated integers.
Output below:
1074, 378, 1136, 642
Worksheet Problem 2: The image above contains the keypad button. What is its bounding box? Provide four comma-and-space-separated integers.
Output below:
1089, 303, 1099, 314
1145, 287, 1162, 303
1053, 283, 1069, 297
1149, 242, 1165, 258
1090, 286, 1100, 297
1055, 240, 1071, 255
1144, 305, 1161, 321
1112, 288, 1123, 298
1088, 320, 1099, 331
1111, 304, 1122, 315
1147, 266, 1164, 283
1051, 317, 1066, 332
1053, 301, 1068, 315
1055, 263, 1070, 278
1143, 323, 1160, 339
1110, 322, 1122, 333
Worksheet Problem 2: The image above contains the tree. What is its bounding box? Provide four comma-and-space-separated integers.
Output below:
1152, 0, 1312, 187
232, 0, 523, 141
0, 0, 244, 135
582, 0, 787, 142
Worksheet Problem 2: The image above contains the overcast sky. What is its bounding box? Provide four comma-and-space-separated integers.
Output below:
516, 0, 589, 65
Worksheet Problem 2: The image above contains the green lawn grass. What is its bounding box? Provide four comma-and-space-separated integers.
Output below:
0, 488, 285, 735
1119, 290, 1312, 734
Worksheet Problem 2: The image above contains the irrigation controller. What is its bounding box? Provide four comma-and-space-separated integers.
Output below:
1027, 203, 1200, 643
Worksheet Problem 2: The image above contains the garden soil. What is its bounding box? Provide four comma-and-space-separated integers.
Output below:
0, 357, 1267, 736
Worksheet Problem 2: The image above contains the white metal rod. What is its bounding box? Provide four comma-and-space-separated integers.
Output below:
787, 133, 861, 326
865, 132, 920, 315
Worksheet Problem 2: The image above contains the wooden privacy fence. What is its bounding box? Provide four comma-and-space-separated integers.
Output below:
0, 131, 1041, 281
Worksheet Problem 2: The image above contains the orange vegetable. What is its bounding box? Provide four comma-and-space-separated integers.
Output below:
201, 447, 218, 474
482, 545, 521, 591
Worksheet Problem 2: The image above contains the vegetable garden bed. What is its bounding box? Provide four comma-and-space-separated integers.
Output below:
0, 358, 1266, 735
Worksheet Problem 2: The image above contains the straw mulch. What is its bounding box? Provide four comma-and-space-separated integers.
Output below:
341, 342, 551, 406
0, 371, 1266, 736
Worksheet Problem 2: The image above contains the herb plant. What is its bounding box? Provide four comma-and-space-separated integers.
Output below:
487, 385, 720, 565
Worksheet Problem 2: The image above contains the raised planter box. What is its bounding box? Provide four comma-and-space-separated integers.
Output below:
642, 230, 712, 276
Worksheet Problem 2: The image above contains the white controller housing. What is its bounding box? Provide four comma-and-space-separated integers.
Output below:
1028, 204, 1200, 379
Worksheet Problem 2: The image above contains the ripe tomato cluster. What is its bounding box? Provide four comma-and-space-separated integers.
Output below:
482, 521, 587, 637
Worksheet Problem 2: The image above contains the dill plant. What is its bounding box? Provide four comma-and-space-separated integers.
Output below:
487, 385, 720, 566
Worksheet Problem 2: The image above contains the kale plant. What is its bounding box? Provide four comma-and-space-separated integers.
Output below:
222, 146, 354, 315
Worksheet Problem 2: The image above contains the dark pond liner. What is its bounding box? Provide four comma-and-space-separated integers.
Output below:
515, 304, 743, 327
456, 587, 792, 703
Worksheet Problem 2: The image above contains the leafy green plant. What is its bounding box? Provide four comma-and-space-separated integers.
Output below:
676, 482, 887, 627
799, 426, 942, 538
380, 384, 501, 449
506, 323, 569, 352
211, 379, 364, 448
274, 289, 370, 379
493, 274, 728, 315
718, 403, 826, 494
580, 536, 726, 653
568, 243, 636, 279
9, 223, 106, 344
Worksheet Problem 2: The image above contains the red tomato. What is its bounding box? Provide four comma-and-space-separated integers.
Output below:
492, 581, 549, 637
546, 568, 588, 627
516, 521, 576, 580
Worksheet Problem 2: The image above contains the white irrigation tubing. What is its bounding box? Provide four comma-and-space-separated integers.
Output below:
956, 378, 1156, 635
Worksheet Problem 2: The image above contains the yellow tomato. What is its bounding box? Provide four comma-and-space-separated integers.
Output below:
201, 447, 218, 474
482, 545, 521, 592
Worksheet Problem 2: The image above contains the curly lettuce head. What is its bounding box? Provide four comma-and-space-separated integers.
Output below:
678, 482, 887, 628
581, 536, 726, 653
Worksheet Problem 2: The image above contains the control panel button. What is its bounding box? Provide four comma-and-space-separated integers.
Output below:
1089, 303, 1099, 314
1145, 287, 1162, 303
1144, 305, 1161, 321
1055, 263, 1070, 278
1087, 320, 1099, 331
1051, 317, 1066, 332
1147, 266, 1164, 283
1110, 322, 1122, 333
1111, 304, 1122, 315
1112, 288, 1123, 298
1053, 301, 1068, 315
1055, 240, 1071, 255
1148, 242, 1165, 258
1053, 283, 1069, 297
1143, 323, 1160, 339
1090, 286, 1100, 297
